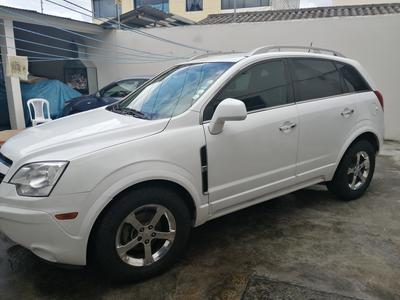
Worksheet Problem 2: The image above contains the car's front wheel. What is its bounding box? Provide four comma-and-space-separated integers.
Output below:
327, 140, 376, 200
92, 186, 191, 281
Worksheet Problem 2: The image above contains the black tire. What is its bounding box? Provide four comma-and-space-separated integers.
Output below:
91, 186, 191, 282
327, 140, 376, 201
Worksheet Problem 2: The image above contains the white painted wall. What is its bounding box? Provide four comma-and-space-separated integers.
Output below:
89, 14, 400, 140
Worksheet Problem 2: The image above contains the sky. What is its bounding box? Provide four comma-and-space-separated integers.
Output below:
0, 0, 332, 22
0, 0, 93, 21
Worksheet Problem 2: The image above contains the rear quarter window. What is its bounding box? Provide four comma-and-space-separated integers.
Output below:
335, 62, 371, 93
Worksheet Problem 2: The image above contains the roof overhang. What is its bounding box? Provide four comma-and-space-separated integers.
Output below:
103, 5, 196, 29
198, 3, 400, 25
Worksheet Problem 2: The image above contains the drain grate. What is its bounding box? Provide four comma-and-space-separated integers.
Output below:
242, 276, 359, 300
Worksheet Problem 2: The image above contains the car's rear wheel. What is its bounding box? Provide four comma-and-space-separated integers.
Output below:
92, 186, 191, 282
327, 140, 376, 200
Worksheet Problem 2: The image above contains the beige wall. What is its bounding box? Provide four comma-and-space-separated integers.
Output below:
123, 0, 273, 22
89, 14, 400, 140
121, 0, 134, 12
332, 0, 400, 5
169, 0, 221, 22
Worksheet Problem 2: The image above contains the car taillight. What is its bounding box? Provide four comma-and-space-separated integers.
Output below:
374, 90, 384, 110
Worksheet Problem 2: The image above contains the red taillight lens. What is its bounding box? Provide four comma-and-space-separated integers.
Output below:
374, 90, 384, 110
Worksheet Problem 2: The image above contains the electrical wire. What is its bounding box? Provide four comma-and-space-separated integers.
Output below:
52, 0, 209, 52
0, 31, 178, 62
0, 44, 180, 64
27, 58, 173, 64
47, 0, 211, 53
2, 21, 189, 60
0, 6, 184, 59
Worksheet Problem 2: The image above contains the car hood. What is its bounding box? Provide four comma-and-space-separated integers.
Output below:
1, 107, 169, 164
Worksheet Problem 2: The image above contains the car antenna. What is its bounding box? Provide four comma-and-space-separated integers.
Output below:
308, 42, 313, 53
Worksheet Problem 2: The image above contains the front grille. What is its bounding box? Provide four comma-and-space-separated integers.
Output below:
0, 153, 12, 167
0, 173, 4, 184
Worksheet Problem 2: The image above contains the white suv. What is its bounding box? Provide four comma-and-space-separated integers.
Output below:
0, 46, 384, 281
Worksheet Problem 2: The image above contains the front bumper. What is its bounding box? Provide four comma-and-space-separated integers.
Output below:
0, 183, 87, 265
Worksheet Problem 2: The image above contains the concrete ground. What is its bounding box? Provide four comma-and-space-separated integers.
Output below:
1, 142, 399, 300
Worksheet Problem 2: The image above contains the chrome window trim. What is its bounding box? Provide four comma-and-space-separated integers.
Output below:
294, 90, 373, 105
201, 90, 372, 125
202, 102, 296, 125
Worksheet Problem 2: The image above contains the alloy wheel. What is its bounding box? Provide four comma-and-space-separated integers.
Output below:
347, 151, 370, 191
115, 204, 176, 267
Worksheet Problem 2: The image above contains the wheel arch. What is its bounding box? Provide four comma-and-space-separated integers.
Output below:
86, 179, 198, 265
332, 129, 380, 180
100, 179, 197, 223
347, 131, 380, 153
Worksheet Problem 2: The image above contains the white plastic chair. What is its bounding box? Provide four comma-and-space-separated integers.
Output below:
27, 98, 52, 126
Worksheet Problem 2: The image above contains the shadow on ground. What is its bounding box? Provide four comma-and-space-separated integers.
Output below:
1, 143, 400, 300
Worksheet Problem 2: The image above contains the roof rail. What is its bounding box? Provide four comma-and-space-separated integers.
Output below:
189, 51, 241, 61
248, 45, 345, 58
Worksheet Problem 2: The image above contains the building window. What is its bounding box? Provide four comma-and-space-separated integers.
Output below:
186, 0, 203, 11
221, 0, 271, 10
135, 0, 169, 13
92, 0, 118, 18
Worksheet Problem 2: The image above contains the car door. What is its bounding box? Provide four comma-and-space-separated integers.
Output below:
202, 59, 299, 215
290, 58, 359, 182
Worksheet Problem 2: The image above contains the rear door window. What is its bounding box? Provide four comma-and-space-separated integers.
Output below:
291, 58, 343, 102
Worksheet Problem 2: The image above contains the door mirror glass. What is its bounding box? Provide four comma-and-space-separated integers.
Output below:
209, 98, 247, 135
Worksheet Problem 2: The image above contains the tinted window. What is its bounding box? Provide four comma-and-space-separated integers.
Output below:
204, 60, 290, 121
292, 58, 342, 102
135, 0, 169, 13
187, 0, 203, 11
93, 0, 117, 18
336, 63, 370, 93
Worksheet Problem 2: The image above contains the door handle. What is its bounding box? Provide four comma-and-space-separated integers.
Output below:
279, 121, 297, 133
341, 108, 355, 118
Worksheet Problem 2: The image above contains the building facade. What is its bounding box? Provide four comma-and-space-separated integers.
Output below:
93, 0, 300, 22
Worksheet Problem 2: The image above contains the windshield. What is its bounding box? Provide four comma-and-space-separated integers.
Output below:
101, 79, 148, 98
108, 62, 233, 120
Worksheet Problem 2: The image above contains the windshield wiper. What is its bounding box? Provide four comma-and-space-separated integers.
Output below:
107, 103, 149, 119
118, 107, 149, 119
107, 102, 120, 112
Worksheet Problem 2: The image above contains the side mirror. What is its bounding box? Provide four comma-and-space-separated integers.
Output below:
209, 98, 247, 135
95, 91, 101, 98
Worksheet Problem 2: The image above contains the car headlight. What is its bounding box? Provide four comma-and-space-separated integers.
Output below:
10, 161, 68, 197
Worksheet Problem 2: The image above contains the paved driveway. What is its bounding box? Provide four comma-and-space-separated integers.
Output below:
1, 143, 399, 300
